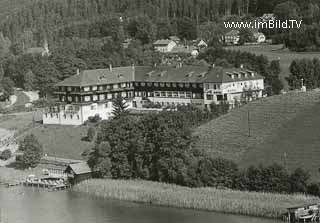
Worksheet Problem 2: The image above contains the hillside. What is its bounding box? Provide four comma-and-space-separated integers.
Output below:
0, 113, 92, 159
0, 0, 37, 21
194, 91, 320, 179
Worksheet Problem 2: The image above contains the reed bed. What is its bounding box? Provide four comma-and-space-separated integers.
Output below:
74, 179, 320, 219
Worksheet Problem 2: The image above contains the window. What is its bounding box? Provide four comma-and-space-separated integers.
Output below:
113, 84, 119, 89
167, 92, 172, 97
217, 95, 223, 101
140, 82, 146, 87
161, 91, 166, 97
160, 83, 165, 87
206, 94, 213, 100
179, 92, 186, 98
67, 96, 72, 102
172, 83, 177, 87
98, 86, 104, 91
186, 92, 191, 98
84, 87, 90, 92
155, 91, 161, 97
173, 92, 178, 97
99, 94, 105, 101
178, 83, 184, 88
84, 96, 90, 102
77, 115, 80, 120
67, 87, 72, 91
105, 103, 108, 108
91, 105, 96, 110
92, 95, 98, 101
205, 84, 210, 89
92, 86, 97, 91
63, 114, 66, 119
166, 83, 171, 87
154, 82, 159, 87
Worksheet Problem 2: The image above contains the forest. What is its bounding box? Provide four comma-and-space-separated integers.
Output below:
0, 0, 320, 98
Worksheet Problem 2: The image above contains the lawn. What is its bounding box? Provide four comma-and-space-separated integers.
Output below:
225, 44, 320, 90
0, 112, 92, 160
25, 125, 92, 159
193, 90, 320, 180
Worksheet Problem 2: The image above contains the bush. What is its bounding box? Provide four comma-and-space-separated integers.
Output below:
87, 127, 96, 142
0, 149, 12, 160
87, 114, 102, 123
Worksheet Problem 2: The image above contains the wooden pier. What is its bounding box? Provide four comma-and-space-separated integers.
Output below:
23, 177, 70, 191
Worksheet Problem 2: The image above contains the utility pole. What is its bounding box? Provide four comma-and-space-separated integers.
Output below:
247, 108, 251, 137
283, 152, 288, 171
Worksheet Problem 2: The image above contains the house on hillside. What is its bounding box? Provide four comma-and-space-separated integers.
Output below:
64, 162, 92, 184
153, 39, 177, 53
122, 38, 132, 49
196, 39, 208, 49
169, 36, 181, 44
223, 30, 240, 45
260, 13, 275, 21
253, 32, 266, 43
25, 39, 50, 56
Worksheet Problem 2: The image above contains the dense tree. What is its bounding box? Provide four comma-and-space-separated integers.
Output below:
112, 96, 129, 119
17, 134, 43, 168
175, 17, 197, 41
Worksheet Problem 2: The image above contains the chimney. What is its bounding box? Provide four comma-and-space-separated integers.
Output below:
109, 64, 112, 72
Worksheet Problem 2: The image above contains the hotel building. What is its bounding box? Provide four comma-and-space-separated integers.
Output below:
43, 64, 264, 125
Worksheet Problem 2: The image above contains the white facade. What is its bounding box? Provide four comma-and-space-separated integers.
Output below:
203, 79, 264, 107
154, 40, 177, 53
43, 100, 134, 125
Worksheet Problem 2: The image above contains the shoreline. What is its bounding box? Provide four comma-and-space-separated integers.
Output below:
73, 179, 320, 219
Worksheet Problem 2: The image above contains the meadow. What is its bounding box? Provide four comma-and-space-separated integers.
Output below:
74, 179, 320, 219
194, 90, 320, 180
0, 112, 91, 159
225, 44, 320, 90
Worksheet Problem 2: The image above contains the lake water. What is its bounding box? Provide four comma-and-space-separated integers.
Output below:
0, 186, 281, 223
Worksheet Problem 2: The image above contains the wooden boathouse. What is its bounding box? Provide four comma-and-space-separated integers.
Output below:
64, 162, 92, 184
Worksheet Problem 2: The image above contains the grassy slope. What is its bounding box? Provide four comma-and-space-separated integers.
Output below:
74, 179, 320, 218
26, 125, 92, 159
0, 113, 92, 159
194, 91, 320, 179
225, 44, 320, 90
0, 0, 38, 21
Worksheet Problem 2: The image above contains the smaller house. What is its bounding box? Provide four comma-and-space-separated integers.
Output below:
223, 30, 240, 45
260, 13, 275, 21
122, 38, 132, 49
153, 39, 177, 53
253, 32, 266, 43
169, 36, 181, 44
25, 40, 50, 57
197, 39, 208, 49
64, 162, 92, 184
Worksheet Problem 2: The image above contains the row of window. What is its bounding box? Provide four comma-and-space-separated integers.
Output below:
45, 113, 80, 120
59, 82, 203, 93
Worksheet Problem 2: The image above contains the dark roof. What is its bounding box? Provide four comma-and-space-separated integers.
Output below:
55, 65, 263, 87
153, 39, 175, 45
225, 30, 240, 36
56, 66, 151, 87
66, 162, 91, 175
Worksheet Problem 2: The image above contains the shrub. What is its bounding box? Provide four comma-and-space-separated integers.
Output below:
0, 149, 12, 160
87, 127, 96, 142
87, 114, 102, 123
